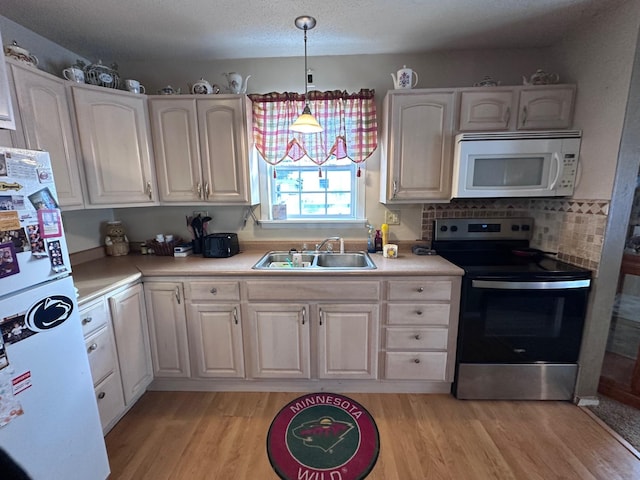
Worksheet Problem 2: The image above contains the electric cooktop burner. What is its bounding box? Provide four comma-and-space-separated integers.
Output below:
432, 217, 591, 280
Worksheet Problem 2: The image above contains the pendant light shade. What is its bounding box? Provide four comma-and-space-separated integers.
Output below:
290, 15, 323, 133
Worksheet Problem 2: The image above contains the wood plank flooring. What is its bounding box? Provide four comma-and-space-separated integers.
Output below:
105, 391, 640, 479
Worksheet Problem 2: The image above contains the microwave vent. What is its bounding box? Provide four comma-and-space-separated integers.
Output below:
456, 130, 582, 142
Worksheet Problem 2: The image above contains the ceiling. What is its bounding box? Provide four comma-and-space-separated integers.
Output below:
1, 0, 625, 62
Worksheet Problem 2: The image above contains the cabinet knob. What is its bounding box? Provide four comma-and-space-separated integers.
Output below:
210, 288, 218, 295
97, 392, 106, 400
413, 358, 421, 364
414, 334, 421, 340
416, 310, 423, 315
87, 343, 98, 353
82, 316, 92, 325
417, 287, 424, 293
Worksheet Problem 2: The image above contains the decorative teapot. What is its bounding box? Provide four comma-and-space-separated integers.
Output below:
391, 65, 419, 89
223, 72, 251, 94
523, 69, 560, 86
81, 60, 120, 89
158, 85, 181, 95
4, 40, 38, 66
474, 75, 501, 87
191, 78, 214, 94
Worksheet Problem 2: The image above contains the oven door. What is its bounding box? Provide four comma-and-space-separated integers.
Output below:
458, 277, 591, 363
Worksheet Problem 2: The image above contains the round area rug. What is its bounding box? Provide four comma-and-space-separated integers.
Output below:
267, 392, 380, 480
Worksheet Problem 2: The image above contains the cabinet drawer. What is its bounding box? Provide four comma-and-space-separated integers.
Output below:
384, 352, 447, 380
387, 280, 452, 301
385, 327, 448, 350
187, 281, 240, 301
94, 371, 125, 432
246, 281, 380, 301
86, 327, 118, 386
386, 303, 450, 325
79, 297, 109, 338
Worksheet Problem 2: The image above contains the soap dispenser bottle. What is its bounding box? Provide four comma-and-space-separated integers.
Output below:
374, 230, 383, 252
367, 225, 376, 253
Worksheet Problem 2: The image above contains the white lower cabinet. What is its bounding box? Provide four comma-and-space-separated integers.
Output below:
382, 278, 461, 382
80, 295, 125, 434
144, 281, 191, 378
245, 303, 311, 379
109, 283, 153, 405
187, 303, 245, 378
80, 281, 153, 434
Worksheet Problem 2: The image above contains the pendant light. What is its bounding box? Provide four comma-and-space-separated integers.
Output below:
290, 15, 323, 133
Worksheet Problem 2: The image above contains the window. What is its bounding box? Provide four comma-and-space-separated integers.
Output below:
250, 90, 376, 224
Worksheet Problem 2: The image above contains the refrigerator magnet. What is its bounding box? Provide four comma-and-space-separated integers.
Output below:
37, 209, 62, 238
47, 240, 67, 273
0, 243, 19, 278
0, 339, 8, 370
27, 224, 47, 258
0, 228, 29, 253
28, 187, 58, 211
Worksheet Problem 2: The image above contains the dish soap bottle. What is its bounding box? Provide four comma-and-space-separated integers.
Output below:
367, 225, 376, 253
381, 223, 389, 247
375, 229, 383, 252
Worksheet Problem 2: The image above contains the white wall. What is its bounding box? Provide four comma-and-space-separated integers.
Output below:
551, 0, 640, 200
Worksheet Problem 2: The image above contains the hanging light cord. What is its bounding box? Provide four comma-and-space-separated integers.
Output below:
303, 24, 309, 105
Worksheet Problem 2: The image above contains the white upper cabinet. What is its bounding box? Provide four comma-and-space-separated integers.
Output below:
380, 89, 456, 203
149, 95, 258, 205
458, 88, 517, 131
8, 60, 85, 209
71, 85, 158, 207
0, 27, 16, 130
517, 85, 576, 130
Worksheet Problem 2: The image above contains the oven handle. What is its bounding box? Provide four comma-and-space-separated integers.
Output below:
471, 279, 590, 290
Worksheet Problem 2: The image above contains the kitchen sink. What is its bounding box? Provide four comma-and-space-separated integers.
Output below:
252, 251, 376, 270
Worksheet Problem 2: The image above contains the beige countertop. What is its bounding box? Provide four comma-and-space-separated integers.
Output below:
71, 248, 463, 304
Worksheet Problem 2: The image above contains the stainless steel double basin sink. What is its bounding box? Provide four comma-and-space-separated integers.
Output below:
252, 251, 377, 270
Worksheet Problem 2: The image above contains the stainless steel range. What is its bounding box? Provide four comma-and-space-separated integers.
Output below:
432, 218, 592, 400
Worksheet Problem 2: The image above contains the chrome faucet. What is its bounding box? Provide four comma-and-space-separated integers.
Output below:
315, 236, 344, 253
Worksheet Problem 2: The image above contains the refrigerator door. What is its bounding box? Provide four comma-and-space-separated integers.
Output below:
0, 275, 109, 479
0, 147, 72, 298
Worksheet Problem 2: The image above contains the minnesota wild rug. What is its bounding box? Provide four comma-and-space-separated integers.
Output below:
267, 393, 379, 480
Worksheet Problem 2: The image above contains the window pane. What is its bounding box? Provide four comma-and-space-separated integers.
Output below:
328, 193, 351, 215
279, 193, 300, 215
301, 193, 327, 215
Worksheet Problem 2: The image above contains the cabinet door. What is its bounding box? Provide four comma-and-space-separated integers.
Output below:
71, 86, 157, 206
109, 284, 153, 405
197, 96, 253, 204
382, 91, 456, 202
148, 98, 203, 203
245, 303, 310, 379
517, 86, 575, 130
317, 304, 379, 379
144, 282, 191, 378
0, 28, 15, 130
458, 89, 516, 131
187, 303, 245, 378
10, 63, 85, 209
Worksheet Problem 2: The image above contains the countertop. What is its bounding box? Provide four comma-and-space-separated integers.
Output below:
71, 249, 463, 304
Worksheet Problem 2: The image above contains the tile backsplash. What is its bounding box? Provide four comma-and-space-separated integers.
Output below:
421, 198, 609, 273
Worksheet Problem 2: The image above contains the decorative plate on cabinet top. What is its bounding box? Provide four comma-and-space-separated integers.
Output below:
4, 40, 38, 67
80, 60, 120, 89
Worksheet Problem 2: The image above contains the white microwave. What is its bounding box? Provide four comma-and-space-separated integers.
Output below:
452, 130, 581, 198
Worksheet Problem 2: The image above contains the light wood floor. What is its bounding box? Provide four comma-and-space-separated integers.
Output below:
105, 391, 640, 480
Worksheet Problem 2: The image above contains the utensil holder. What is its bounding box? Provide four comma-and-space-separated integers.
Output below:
192, 238, 203, 254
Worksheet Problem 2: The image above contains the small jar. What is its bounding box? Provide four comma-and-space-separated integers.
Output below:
140, 242, 148, 255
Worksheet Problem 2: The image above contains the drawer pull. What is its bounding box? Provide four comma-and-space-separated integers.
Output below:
175, 286, 181, 304
97, 392, 106, 400
210, 288, 218, 295
87, 343, 98, 353
82, 316, 92, 325
233, 307, 239, 325
414, 334, 421, 340
413, 358, 421, 364
416, 310, 423, 315
302, 307, 306, 325
417, 287, 424, 293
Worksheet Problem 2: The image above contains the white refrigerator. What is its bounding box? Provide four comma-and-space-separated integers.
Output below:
0, 148, 109, 479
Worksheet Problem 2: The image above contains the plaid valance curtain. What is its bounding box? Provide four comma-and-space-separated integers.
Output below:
248, 89, 377, 175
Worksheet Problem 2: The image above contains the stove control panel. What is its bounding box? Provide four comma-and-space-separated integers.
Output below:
434, 218, 533, 241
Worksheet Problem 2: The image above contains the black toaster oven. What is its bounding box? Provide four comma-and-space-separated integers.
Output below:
203, 233, 240, 258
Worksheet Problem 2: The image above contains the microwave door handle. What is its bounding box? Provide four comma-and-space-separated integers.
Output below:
549, 153, 562, 190
472, 279, 591, 290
